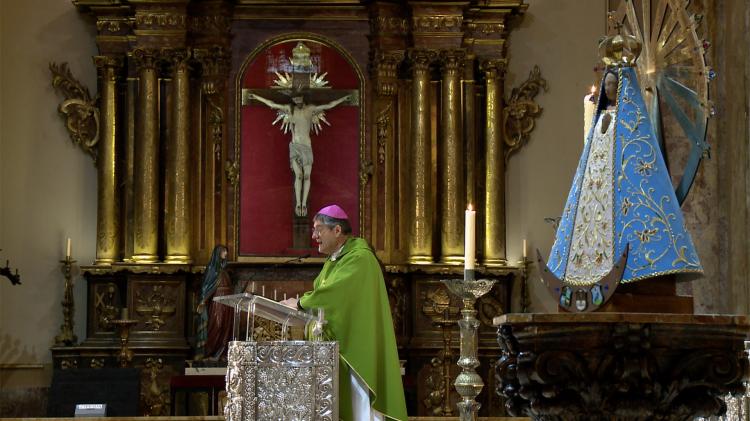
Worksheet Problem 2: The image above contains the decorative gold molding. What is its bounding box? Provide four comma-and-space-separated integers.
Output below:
360, 161, 374, 188
373, 16, 409, 36
142, 358, 170, 416
60, 359, 78, 370
413, 15, 463, 33
81, 263, 200, 276
95, 282, 119, 331
49, 62, 99, 162
189, 15, 232, 35
134, 12, 187, 29
466, 21, 506, 36
423, 356, 450, 416
194, 46, 230, 94
131, 48, 160, 70
438, 49, 466, 72
225, 159, 239, 187
504, 65, 548, 161
372, 50, 403, 97
96, 17, 133, 35
135, 285, 177, 331
376, 103, 392, 165
421, 286, 459, 322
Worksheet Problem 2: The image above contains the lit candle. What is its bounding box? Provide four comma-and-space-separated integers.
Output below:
66, 238, 72, 259
283, 292, 287, 301
584, 85, 596, 144
465, 205, 476, 271
262, 285, 265, 297
251, 282, 256, 293
522, 239, 527, 260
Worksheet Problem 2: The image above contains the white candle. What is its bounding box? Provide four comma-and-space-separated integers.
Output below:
262, 285, 265, 297
274, 289, 277, 300
251, 282, 256, 293
66, 238, 72, 259
283, 292, 287, 300
522, 239, 527, 260
465, 205, 476, 270
584, 85, 596, 144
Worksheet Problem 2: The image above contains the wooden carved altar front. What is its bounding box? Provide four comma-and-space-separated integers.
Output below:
52, 0, 547, 416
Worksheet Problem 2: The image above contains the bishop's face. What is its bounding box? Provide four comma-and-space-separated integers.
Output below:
312, 221, 341, 255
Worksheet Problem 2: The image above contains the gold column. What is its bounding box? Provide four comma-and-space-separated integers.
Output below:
93, 56, 122, 265
439, 49, 466, 263
372, 50, 404, 261
463, 53, 477, 208
408, 49, 435, 264
482, 59, 507, 265
165, 51, 192, 263
194, 46, 230, 259
132, 49, 160, 263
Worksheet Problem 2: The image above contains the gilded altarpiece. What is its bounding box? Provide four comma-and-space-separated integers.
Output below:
52, 0, 545, 417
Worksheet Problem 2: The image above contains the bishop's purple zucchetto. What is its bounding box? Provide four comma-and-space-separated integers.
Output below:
317, 204, 349, 220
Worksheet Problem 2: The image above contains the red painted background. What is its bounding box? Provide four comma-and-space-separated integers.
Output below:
239, 40, 360, 256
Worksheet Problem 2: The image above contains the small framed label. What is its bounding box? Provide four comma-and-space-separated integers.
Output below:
74, 403, 106, 417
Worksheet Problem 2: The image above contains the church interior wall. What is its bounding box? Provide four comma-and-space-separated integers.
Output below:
0, 0, 747, 415
505, 0, 607, 312
0, 0, 98, 401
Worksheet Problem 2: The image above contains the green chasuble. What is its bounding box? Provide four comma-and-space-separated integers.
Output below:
300, 237, 408, 421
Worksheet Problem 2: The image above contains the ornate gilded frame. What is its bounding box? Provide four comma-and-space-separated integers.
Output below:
233, 33, 366, 263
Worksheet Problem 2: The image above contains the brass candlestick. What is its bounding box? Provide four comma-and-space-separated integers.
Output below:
442, 278, 497, 421
54, 257, 77, 346
111, 317, 138, 367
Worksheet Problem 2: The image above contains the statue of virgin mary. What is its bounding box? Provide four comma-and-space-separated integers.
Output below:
546, 59, 702, 291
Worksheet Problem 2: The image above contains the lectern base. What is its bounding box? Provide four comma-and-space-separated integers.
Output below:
224, 340, 339, 421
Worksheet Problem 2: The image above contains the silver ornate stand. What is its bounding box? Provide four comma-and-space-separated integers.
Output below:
442, 278, 497, 421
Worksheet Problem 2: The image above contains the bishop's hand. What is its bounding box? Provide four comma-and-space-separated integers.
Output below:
279, 297, 298, 309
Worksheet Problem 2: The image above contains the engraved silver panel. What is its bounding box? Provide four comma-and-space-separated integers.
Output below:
225, 340, 338, 421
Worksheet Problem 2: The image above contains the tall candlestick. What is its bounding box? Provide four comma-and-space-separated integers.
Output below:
465, 205, 476, 271
66, 238, 72, 259
584, 85, 596, 144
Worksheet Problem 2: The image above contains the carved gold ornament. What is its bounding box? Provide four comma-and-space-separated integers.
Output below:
504, 65, 548, 161
49, 62, 99, 162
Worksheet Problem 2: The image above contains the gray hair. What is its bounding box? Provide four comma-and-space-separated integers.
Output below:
313, 213, 352, 234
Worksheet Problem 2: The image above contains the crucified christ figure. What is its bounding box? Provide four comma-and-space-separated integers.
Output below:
248, 93, 351, 217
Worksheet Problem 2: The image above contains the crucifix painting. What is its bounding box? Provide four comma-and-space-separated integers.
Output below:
239, 39, 361, 257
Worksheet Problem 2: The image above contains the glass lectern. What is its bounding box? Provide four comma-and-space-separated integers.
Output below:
214, 293, 338, 421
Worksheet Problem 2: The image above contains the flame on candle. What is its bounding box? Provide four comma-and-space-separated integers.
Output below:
467, 203, 473, 211
590, 85, 596, 94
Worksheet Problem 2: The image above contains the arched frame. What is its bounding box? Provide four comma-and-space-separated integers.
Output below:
233, 33, 367, 262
